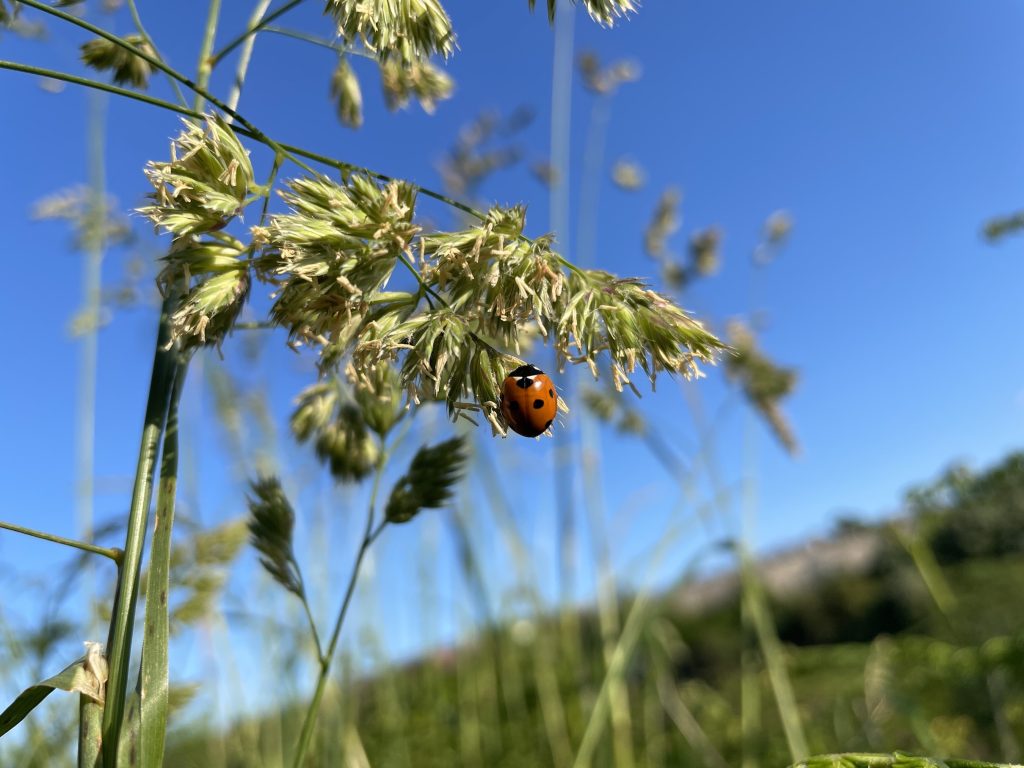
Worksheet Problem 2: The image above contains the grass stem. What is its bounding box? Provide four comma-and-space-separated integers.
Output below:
210, 0, 306, 67
291, 449, 390, 767
100, 296, 179, 765
192, 0, 223, 113
0, 520, 120, 563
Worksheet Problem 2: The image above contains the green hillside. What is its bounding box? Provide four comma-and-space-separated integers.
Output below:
161, 453, 1024, 767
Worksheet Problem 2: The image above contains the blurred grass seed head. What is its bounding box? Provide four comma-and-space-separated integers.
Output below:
644, 187, 682, 260
578, 50, 641, 94
384, 436, 467, 524
528, 0, 637, 26
611, 159, 645, 191
291, 380, 380, 481
725, 320, 798, 454
379, 57, 454, 114
247, 477, 305, 599
327, 0, 455, 66
689, 227, 721, 277
331, 56, 363, 129
80, 34, 155, 89
0, 0, 19, 26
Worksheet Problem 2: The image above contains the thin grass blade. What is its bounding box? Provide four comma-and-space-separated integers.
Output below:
136, 363, 186, 766
0, 642, 106, 738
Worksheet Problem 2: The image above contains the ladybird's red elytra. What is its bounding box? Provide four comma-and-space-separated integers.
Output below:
500, 364, 558, 437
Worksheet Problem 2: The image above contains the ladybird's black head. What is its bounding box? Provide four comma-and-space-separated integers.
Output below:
508, 363, 543, 378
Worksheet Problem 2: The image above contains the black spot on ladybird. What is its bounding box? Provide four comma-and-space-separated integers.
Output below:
533, 399, 545, 409
508, 400, 520, 411
549, 389, 554, 398
515, 377, 531, 389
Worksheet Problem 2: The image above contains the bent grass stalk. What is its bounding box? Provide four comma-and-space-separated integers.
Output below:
291, 449, 390, 767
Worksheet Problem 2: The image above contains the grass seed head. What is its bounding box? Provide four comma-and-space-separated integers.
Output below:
331, 56, 363, 128
314, 404, 379, 482
80, 34, 154, 89
379, 57, 454, 114
384, 436, 466, 524
246, 477, 305, 599
327, 0, 456, 65
259, 174, 419, 370
160, 235, 251, 350
140, 116, 258, 237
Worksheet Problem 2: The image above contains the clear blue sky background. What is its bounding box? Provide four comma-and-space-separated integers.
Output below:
3, 0, 1024, 706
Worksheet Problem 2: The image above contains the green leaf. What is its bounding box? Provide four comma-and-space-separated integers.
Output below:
0, 641, 107, 737
135, 406, 181, 768
117, 691, 141, 767
385, 437, 467, 524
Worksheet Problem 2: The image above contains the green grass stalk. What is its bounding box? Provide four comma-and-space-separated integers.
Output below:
76, 88, 106, 635
78, 690, 103, 768
126, 0, 187, 106
100, 296, 179, 765
290, 450, 389, 767
549, 0, 577, 612
136, 360, 188, 767
0, 520, 119, 562
209, 0, 306, 67
192, 0, 222, 113
740, 550, 809, 763
225, 0, 273, 114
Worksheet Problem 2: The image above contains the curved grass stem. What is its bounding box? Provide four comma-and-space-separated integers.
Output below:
290, 449, 390, 767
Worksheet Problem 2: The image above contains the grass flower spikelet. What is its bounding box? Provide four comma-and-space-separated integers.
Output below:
331, 56, 363, 128
379, 57, 453, 113
384, 436, 466, 523
247, 477, 305, 599
326, 0, 455, 65
80, 34, 155, 89
258, 174, 419, 369
140, 116, 259, 237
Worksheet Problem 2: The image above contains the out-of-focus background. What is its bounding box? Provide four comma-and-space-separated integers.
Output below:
3, 1, 1024, 765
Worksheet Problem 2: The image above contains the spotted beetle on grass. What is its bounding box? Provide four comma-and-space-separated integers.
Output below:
500, 364, 558, 437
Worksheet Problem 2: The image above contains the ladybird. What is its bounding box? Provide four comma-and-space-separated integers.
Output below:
500, 364, 558, 437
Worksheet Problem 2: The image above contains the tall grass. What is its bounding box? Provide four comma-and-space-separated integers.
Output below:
1, 3, 1021, 768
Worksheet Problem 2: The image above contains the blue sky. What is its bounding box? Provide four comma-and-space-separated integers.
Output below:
2, 0, 1024, 684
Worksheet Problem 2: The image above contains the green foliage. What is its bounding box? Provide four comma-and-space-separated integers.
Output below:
385, 436, 467, 523
906, 453, 1024, 563
0, 643, 106, 739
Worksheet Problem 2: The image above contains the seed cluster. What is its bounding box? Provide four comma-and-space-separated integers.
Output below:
140, 116, 724, 435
